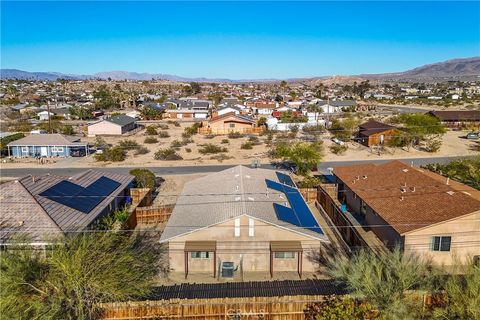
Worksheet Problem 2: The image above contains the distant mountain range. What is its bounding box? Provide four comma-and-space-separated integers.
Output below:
1, 57, 479, 83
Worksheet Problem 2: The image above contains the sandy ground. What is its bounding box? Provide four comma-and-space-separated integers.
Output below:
153, 173, 206, 206
1, 121, 478, 170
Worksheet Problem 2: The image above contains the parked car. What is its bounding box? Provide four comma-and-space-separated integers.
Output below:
331, 138, 345, 145
466, 132, 479, 140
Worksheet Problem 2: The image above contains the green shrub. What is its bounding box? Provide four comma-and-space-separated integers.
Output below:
184, 123, 200, 135
304, 296, 378, 320
204, 134, 215, 139
145, 126, 157, 135
198, 143, 227, 154
134, 146, 149, 155
221, 139, 229, 144
94, 146, 126, 162
182, 132, 192, 139
144, 136, 158, 144
158, 131, 170, 138
118, 139, 140, 151
185, 147, 192, 153
170, 139, 183, 149
330, 144, 348, 155
154, 148, 183, 160
210, 154, 233, 162
158, 124, 169, 130
228, 131, 244, 139
241, 142, 253, 149
248, 136, 259, 143
129, 168, 156, 189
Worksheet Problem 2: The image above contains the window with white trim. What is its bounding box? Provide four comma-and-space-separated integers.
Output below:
191, 251, 210, 259
52, 147, 64, 153
234, 218, 240, 237
431, 236, 451, 252
21, 147, 28, 153
229, 123, 235, 128
274, 252, 295, 259
248, 218, 254, 237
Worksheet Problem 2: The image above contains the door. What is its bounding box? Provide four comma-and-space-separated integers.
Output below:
40, 147, 48, 156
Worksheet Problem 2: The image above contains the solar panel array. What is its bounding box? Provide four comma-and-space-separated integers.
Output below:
39, 177, 121, 214
267, 177, 323, 234
275, 172, 295, 187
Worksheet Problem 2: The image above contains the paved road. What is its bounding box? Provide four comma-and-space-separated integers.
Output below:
0, 156, 473, 178
375, 104, 430, 114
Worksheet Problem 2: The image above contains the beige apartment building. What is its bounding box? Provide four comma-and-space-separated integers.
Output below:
160, 166, 330, 279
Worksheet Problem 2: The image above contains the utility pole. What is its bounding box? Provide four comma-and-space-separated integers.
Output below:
47, 100, 52, 133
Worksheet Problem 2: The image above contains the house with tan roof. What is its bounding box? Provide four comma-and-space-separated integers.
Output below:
201, 112, 262, 135
331, 160, 480, 265
160, 166, 330, 279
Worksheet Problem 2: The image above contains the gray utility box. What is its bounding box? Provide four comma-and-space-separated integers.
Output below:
221, 262, 235, 278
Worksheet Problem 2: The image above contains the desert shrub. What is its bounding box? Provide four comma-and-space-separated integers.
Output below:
158, 124, 169, 130
221, 139, 229, 144
144, 137, 158, 144
241, 142, 253, 149
198, 143, 227, 154
248, 136, 260, 144
118, 139, 140, 151
154, 148, 183, 160
173, 121, 180, 127
61, 125, 75, 135
425, 138, 442, 153
204, 134, 215, 139
129, 168, 156, 189
170, 140, 182, 149
330, 144, 348, 155
94, 146, 126, 162
158, 131, 170, 138
296, 176, 322, 188
228, 131, 244, 139
134, 146, 149, 155
182, 132, 192, 139
304, 296, 378, 320
185, 147, 192, 153
145, 126, 157, 135
210, 154, 233, 162
181, 138, 193, 145
184, 123, 200, 135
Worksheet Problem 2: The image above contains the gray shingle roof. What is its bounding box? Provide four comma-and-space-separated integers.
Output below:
0, 170, 134, 244
105, 115, 136, 126
160, 166, 329, 242
7, 133, 85, 146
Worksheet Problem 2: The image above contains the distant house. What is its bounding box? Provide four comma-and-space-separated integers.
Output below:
0, 170, 134, 246
164, 99, 211, 120
10, 103, 29, 112
87, 115, 137, 136
326, 161, 480, 266
427, 110, 480, 129
216, 105, 242, 117
160, 166, 330, 279
315, 100, 356, 113
37, 110, 55, 121
203, 112, 259, 134
7, 133, 88, 157
357, 120, 398, 147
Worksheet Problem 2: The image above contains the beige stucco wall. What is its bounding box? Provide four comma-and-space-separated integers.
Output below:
88, 121, 122, 136
403, 211, 480, 266
165, 215, 326, 274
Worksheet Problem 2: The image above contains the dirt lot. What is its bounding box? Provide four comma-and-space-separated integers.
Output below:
1, 121, 478, 169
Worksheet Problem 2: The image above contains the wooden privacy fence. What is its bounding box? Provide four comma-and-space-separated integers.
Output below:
298, 188, 318, 203
135, 205, 174, 225
99, 295, 328, 320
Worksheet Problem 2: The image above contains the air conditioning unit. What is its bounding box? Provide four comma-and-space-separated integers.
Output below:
221, 262, 235, 278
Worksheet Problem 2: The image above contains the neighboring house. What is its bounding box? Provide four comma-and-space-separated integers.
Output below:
427, 110, 480, 129
37, 110, 54, 121
10, 103, 29, 112
317, 100, 357, 113
331, 161, 480, 266
203, 112, 259, 134
357, 120, 398, 147
87, 115, 137, 136
160, 165, 330, 278
7, 133, 88, 157
0, 170, 134, 246
164, 99, 211, 120
216, 105, 242, 117
50, 107, 72, 120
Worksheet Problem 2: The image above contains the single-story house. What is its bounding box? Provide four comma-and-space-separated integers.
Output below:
331, 161, 480, 266
165, 109, 209, 120
427, 110, 480, 129
216, 105, 242, 117
37, 110, 55, 121
87, 115, 137, 136
160, 165, 330, 278
7, 133, 88, 157
357, 120, 398, 147
204, 112, 259, 134
316, 100, 357, 113
0, 170, 134, 246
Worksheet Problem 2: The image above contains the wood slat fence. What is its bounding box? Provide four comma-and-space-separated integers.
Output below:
197, 127, 265, 135
135, 205, 174, 225
298, 188, 318, 203
99, 295, 328, 320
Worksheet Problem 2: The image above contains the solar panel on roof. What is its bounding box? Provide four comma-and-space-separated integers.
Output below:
276, 172, 295, 187
266, 179, 324, 234
39, 177, 121, 213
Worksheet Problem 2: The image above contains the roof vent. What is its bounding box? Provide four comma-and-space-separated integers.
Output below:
235, 174, 239, 178
248, 197, 254, 201
446, 191, 455, 196
235, 185, 239, 191
18, 220, 24, 226
362, 175, 367, 180
246, 175, 251, 179
235, 196, 241, 201
402, 169, 409, 173
410, 187, 416, 192
446, 177, 450, 185
400, 196, 404, 201
400, 188, 407, 193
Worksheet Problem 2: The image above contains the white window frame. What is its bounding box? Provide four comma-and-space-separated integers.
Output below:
234, 218, 240, 237
21, 146, 29, 153
52, 146, 64, 153
248, 218, 254, 237
191, 251, 210, 259
431, 236, 452, 252
274, 252, 295, 259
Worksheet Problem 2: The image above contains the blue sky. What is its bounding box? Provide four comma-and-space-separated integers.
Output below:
1, 1, 479, 79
